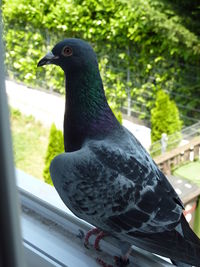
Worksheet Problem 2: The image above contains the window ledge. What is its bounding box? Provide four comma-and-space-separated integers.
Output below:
16, 169, 174, 266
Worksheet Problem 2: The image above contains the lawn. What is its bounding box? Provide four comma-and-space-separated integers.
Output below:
10, 108, 49, 180
174, 161, 200, 237
174, 161, 200, 187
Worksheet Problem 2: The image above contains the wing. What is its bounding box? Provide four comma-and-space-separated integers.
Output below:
88, 133, 183, 234
50, 132, 183, 236
126, 214, 200, 266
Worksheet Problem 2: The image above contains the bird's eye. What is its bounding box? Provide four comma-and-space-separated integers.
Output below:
62, 46, 73, 57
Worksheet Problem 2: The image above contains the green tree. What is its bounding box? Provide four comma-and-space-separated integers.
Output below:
43, 123, 64, 185
2, 0, 200, 125
150, 90, 182, 154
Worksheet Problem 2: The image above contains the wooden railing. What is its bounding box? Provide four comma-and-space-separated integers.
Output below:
154, 136, 200, 175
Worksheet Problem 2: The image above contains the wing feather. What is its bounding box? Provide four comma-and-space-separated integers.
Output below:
51, 136, 183, 235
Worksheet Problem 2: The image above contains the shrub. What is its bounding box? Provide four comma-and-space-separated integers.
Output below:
150, 90, 182, 156
43, 123, 64, 185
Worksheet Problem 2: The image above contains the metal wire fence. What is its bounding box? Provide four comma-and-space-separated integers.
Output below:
150, 121, 200, 156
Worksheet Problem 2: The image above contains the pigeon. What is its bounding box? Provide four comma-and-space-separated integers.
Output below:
38, 38, 200, 266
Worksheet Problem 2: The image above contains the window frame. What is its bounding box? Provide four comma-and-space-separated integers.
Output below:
0, 12, 25, 267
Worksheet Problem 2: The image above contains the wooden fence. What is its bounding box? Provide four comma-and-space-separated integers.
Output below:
154, 136, 200, 175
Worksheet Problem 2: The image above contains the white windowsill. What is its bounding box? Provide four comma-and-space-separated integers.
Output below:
16, 169, 174, 267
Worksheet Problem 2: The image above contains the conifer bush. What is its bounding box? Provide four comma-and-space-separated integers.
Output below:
43, 123, 64, 185
150, 90, 182, 156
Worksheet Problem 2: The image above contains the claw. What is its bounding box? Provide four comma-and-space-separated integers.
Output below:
84, 242, 90, 249
77, 229, 85, 239
114, 256, 130, 267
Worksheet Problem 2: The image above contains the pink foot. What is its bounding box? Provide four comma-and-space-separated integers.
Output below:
96, 257, 113, 267
84, 228, 101, 248
94, 231, 107, 251
84, 228, 107, 251
96, 255, 130, 267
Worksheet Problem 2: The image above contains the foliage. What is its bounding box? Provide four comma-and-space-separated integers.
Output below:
43, 123, 64, 185
2, 0, 200, 125
157, 0, 200, 36
150, 90, 182, 155
10, 108, 49, 179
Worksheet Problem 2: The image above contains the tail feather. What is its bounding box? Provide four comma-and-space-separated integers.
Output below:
171, 259, 192, 266
128, 214, 200, 266
181, 214, 200, 244
171, 214, 200, 266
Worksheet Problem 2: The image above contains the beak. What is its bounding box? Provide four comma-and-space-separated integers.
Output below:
37, 51, 59, 67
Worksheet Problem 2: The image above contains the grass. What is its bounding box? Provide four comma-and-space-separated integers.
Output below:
174, 161, 200, 237
173, 160, 200, 186
10, 108, 49, 180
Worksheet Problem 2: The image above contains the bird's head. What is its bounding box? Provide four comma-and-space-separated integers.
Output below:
37, 38, 98, 73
